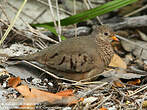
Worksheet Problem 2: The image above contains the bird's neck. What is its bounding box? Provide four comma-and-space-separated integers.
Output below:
96, 37, 114, 66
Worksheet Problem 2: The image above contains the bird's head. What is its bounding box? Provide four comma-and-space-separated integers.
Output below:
94, 25, 119, 42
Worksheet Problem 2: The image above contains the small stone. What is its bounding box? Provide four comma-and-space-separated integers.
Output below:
62, 107, 72, 110
32, 78, 41, 84
137, 30, 147, 41
83, 97, 98, 104
48, 82, 53, 87
121, 39, 147, 59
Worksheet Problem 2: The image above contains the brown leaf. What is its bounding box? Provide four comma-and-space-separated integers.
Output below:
142, 100, 147, 108
8, 77, 21, 88
109, 54, 127, 69
113, 80, 125, 88
16, 85, 62, 103
56, 89, 74, 96
127, 79, 141, 85
15, 85, 79, 109
99, 107, 108, 110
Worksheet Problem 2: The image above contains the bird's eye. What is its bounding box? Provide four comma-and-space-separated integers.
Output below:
104, 32, 109, 36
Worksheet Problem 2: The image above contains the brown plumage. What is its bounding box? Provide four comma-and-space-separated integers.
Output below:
9, 25, 117, 81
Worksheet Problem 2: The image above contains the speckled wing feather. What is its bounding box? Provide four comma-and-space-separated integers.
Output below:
10, 36, 101, 73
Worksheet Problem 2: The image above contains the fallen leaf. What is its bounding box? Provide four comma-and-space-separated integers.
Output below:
8, 77, 21, 88
15, 85, 79, 109
142, 100, 147, 108
0, 68, 9, 75
83, 97, 97, 104
99, 107, 108, 110
113, 80, 125, 88
109, 54, 127, 69
16, 85, 62, 103
121, 39, 147, 59
137, 30, 147, 41
67, 97, 84, 106
127, 79, 141, 85
56, 89, 74, 96
102, 69, 145, 80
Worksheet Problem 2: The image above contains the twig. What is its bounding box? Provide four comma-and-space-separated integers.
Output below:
116, 35, 147, 50
36, 30, 59, 43
36, 0, 72, 15
124, 4, 147, 17
139, 48, 144, 59
81, 82, 108, 97
23, 60, 77, 83
48, 0, 61, 42
91, 1, 105, 4
56, 0, 61, 42
61, 26, 91, 37
109, 15, 147, 30
140, 92, 147, 109
83, 0, 90, 9
20, 18, 59, 44
7, 2, 36, 22
128, 84, 147, 97
0, 19, 25, 37
87, 0, 103, 25
0, 4, 10, 22
0, 0, 27, 46
73, 0, 77, 37
31, 9, 47, 23
127, 66, 147, 75
71, 81, 105, 86
48, 0, 58, 29
35, 38, 48, 49
120, 96, 125, 109
96, 94, 112, 109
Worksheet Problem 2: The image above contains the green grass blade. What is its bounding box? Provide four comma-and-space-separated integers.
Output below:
31, 0, 137, 41
32, 0, 137, 28
42, 25, 66, 40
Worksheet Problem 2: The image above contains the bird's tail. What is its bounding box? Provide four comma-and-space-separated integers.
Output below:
8, 54, 36, 61
8, 55, 27, 61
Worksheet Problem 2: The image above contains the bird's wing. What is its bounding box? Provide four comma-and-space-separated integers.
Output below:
36, 37, 98, 73
43, 50, 96, 73
9, 37, 99, 73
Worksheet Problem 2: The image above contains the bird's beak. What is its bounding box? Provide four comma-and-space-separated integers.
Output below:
111, 35, 119, 41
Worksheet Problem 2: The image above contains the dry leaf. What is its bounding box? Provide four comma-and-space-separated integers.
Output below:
109, 54, 127, 69
8, 76, 21, 88
0, 68, 9, 75
142, 100, 147, 108
16, 85, 62, 103
15, 85, 79, 109
127, 79, 141, 85
56, 89, 74, 96
99, 107, 108, 110
16, 85, 62, 109
137, 30, 147, 41
113, 80, 125, 88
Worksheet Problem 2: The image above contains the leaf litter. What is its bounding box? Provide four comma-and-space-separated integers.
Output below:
0, 0, 147, 109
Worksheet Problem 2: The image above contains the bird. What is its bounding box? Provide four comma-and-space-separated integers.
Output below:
8, 25, 118, 81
